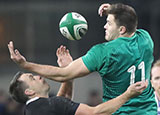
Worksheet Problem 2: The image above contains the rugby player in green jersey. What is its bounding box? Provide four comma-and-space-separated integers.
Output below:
8, 3, 157, 115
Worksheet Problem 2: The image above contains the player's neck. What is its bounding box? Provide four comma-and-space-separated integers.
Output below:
31, 93, 49, 98
119, 32, 135, 38
38, 94, 49, 98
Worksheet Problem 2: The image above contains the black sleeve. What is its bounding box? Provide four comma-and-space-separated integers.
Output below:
49, 96, 80, 115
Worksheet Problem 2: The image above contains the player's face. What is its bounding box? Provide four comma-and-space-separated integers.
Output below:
151, 66, 160, 93
19, 73, 50, 95
104, 14, 120, 41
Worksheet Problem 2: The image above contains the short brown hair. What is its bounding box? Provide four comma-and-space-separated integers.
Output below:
107, 3, 138, 34
9, 71, 29, 103
152, 59, 160, 68
151, 59, 160, 80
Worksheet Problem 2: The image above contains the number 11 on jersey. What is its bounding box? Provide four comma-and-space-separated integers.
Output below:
128, 61, 145, 85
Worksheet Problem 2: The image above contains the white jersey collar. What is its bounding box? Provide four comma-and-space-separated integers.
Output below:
26, 97, 40, 105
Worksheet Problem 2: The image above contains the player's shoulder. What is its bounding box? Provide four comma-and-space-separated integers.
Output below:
136, 29, 153, 45
49, 96, 67, 101
136, 29, 149, 33
92, 42, 115, 49
136, 29, 151, 37
49, 96, 71, 103
35, 96, 66, 104
90, 42, 115, 55
90, 42, 106, 51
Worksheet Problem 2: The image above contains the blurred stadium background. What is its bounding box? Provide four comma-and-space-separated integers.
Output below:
0, 0, 160, 114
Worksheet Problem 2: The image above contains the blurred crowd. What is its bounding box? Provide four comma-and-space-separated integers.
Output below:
0, 90, 24, 115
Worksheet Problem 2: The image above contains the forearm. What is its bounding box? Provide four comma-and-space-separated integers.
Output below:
57, 80, 73, 99
21, 61, 71, 82
21, 58, 89, 82
93, 92, 130, 115
93, 80, 147, 114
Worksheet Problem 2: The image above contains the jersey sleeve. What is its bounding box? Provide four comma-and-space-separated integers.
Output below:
82, 45, 102, 72
82, 43, 111, 73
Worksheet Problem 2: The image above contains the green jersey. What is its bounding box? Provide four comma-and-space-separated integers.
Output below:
82, 29, 157, 114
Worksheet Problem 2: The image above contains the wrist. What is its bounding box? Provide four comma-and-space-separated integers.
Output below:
123, 91, 131, 100
19, 61, 28, 69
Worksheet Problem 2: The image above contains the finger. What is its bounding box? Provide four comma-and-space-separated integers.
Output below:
98, 4, 106, 16
15, 49, 26, 62
134, 81, 144, 86
8, 41, 14, 52
62, 46, 66, 52
139, 80, 148, 87
66, 49, 69, 56
59, 46, 63, 55
56, 48, 60, 56
58, 45, 64, 56
145, 79, 149, 87
63, 46, 68, 54
60, 45, 63, 49
98, 4, 110, 16
98, 5, 105, 16
66, 50, 72, 58
15, 49, 22, 57
98, 6, 102, 16
9, 41, 14, 49
61, 46, 66, 55
8, 41, 16, 58
135, 81, 147, 90
138, 85, 147, 92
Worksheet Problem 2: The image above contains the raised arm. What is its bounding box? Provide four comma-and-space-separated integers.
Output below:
75, 80, 148, 115
8, 41, 90, 82
56, 45, 73, 99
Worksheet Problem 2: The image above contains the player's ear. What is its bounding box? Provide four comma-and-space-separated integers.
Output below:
119, 26, 126, 35
25, 89, 35, 96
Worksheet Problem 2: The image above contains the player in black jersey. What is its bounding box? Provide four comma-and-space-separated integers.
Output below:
9, 46, 147, 115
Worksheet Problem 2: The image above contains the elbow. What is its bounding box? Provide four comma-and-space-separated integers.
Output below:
93, 106, 100, 115
89, 106, 101, 115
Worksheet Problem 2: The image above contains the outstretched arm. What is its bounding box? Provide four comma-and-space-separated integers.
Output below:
75, 80, 148, 115
8, 41, 90, 82
56, 45, 73, 99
